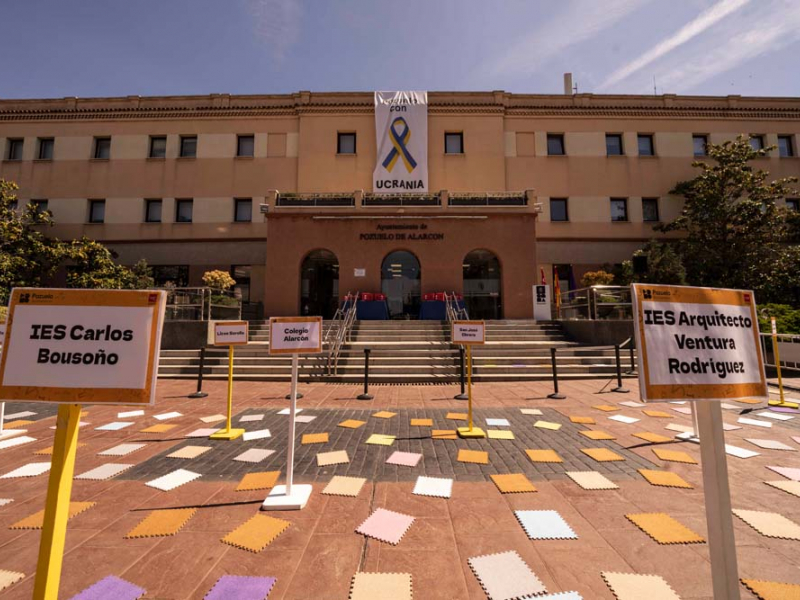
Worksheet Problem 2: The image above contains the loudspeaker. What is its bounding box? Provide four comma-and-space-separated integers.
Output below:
632, 255, 648, 275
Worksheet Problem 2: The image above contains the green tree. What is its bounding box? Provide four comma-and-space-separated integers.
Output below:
660, 135, 799, 303
64, 238, 139, 289
632, 240, 687, 285
580, 270, 614, 287
0, 180, 64, 305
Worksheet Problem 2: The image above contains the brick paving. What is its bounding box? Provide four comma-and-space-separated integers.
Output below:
0, 379, 798, 599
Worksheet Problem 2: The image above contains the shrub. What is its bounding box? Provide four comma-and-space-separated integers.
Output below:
581, 270, 614, 287
202, 270, 235, 291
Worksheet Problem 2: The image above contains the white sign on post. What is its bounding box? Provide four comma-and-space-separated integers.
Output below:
533, 285, 552, 321
263, 317, 323, 511
213, 321, 249, 346
452, 321, 485, 345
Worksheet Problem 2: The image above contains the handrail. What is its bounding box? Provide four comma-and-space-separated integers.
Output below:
327, 291, 359, 375
444, 292, 469, 325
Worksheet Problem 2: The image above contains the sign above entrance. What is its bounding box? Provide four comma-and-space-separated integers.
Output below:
631, 284, 767, 402
213, 321, 249, 346
452, 320, 486, 345
0, 288, 166, 405
269, 317, 323, 355
373, 91, 428, 194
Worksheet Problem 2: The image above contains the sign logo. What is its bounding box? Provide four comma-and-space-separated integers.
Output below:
19, 293, 31, 304
382, 117, 417, 173
642, 289, 653, 300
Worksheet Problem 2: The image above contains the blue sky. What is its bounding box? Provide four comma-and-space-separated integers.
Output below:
2, 0, 799, 99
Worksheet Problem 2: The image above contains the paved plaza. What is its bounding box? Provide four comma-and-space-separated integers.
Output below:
1, 379, 799, 599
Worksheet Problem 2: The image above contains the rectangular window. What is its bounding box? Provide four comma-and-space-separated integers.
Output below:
93, 137, 111, 159
337, 132, 356, 154
444, 132, 464, 154
88, 200, 105, 223
145, 199, 162, 223
7, 138, 24, 160
231, 265, 252, 302
693, 134, 708, 157
37, 138, 54, 160
547, 134, 565, 156
787, 199, 799, 212
234, 198, 252, 222
637, 134, 654, 156
610, 198, 628, 222
749, 135, 764, 151
149, 136, 167, 158
549, 198, 569, 222
606, 134, 623, 156
642, 198, 660, 222
180, 135, 197, 158
31, 199, 48, 214
778, 135, 795, 157
152, 265, 189, 288
175, 199, 193, 223
237, 135, 255, 157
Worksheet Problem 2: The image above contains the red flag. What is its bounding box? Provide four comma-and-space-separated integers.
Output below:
553, 267, 561, 312
540, 268, 546, 285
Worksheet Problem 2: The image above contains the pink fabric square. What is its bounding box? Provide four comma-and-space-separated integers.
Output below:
767, 466, 800, 481
385, 451, 422, 467
356, 508, 414, 545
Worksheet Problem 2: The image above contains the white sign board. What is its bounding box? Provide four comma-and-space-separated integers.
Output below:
373, 91, 428, 194
452, 320, 485, 345
0, 288, 166, 405
354, 268, 366, 278
213, 321, 249, 346
632, 284, 767, 402
269, 317, 322, 355
533, 285, 552, 321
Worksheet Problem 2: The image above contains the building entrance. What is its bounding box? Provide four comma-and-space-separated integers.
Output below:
463, 249, 502, 319
381, 250, 421, 319
300, 249, 339, 318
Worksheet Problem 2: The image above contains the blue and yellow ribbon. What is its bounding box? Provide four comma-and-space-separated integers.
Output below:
382, 117, 417, 173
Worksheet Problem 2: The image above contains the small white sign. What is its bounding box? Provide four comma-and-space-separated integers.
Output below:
452, 320, 485, 345
213, 321, 249, 346
354, 268, 366, 277
269, 317, 322, 355
533, 285, 552, 321
771, 317, 777, 335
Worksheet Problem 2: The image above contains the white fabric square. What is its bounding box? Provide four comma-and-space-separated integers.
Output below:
295, 415, 316, 423
233, 448, 275, 463
412, 476, 453, 498
0, 436, 36, 450
145, 469, 201, 491
3, 411, 36, 420
117, 410, 144, 418
239, 414, 264, 422
75, 463, 134, 480
242, 429, 271, 441
485, 418, 510, 427
278, 408, 303, 415
757, 411, 793, 421
99, 443, 145, 457
185, 428, 220, 438
619, 401, 646, 408
745, 439, 795, 451
520, 408, 543, 415
154, 411, 182, 421
1, 462, 51, 478
738, 417, 772, 428
608, 415, 639, 424
725, 444, 760, 459
468, 550, 547, 599
95, 421, 134, 431
515, 510, 578, 539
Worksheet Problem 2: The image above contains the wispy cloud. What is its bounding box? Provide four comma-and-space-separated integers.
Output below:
475, 0, 650, 81
247, 0, 302, 63
599, 0, 751, 91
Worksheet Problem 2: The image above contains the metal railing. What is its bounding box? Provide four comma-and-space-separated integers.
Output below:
163, 287, 241, 321
277, 193, 355, 207
327, 291, 359, 375
557, 285, 632, 320
448, 192, 527, 206
760, 332, 800, 372
444, 292, 468, 322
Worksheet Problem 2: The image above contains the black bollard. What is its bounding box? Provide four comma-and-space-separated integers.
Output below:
357, 348, 374, 400
547, 347, 566, 399
612, 345, 630, 393
628, 345, 636, 374
189, 347, 209, 398
454, 346, 468, 400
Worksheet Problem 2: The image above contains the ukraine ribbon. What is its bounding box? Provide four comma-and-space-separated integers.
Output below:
382, 117, 417, 173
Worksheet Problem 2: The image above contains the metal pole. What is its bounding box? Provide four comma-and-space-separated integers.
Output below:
357, 348, 373, 400
286, 353, 298, 495
224, 345, 234, 433
612, 345, 629, 393
189, 346, 208, 398
628, 345, 635, 374
455, 346, 468, 400
547, 347, 566, 399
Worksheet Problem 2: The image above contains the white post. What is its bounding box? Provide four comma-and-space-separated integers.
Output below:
691, 402, 700, 438
696, 401, 740, 600
0, 402, 4, 434
286, 353, 298, 495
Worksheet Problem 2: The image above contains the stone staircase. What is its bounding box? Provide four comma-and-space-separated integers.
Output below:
158, 319, 636, 383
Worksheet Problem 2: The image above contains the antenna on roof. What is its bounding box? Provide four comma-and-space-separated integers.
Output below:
653, 76, 658, 96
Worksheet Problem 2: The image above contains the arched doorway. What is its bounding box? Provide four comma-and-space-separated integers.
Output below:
463, 249, 502, 319
381, 250, 421, 319
300, 249, 339, 318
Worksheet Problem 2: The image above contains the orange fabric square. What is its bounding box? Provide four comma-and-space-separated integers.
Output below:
458, 449, 489, 464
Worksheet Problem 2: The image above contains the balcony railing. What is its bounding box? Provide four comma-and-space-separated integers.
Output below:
277, 193, 355, 207
448, 192, 527, 206
363, 193, 441, 207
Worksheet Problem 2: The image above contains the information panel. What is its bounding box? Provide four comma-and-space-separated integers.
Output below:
631, 284, 767, 402
0, 288, 166, 405
452, 320, 486, 345
213, 321, 249, 346
269, 317, 322, 355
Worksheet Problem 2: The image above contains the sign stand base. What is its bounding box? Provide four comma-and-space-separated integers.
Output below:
210, 428, 245, 440
769, 399, 798, 408
457, 426, 485, 439
262, 484, 312, 511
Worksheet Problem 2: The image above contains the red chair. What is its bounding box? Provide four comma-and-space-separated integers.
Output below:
374, 293, 386, 301
361, 292, 374, 302
423, 293, 434, 302
434, 292, 446, 301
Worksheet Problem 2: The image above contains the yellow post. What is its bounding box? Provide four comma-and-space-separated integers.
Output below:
457, 344, 485, 438
209, 344, 245, 440
33, 403, 82, 600
768, 317, 797, 408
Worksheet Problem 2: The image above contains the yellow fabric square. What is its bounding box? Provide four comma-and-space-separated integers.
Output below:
446, 412, 468, 421
301, 433, 329, 445
125, 508, 197, 538
458, 449, 489, 464
652, 448, 698, 464
366, 433, 396, 446
141, 424, 176, 433
432, 430, 457, 440
221, 514, 290, 553
570, 416, 595, 424
338, 419, 366, 429
582, 448, 625, 462
410, 418, 433, 426
236, 471, 281, 492
741, 579, 800, 599
487, 429, 515, 440
525, 449, 563, 463
638, 469, 693, 489
580, 430, 616, 441
490, 473, 537, 494
632, 432, 672, 444
626, 512, 704, 544
643, 410, 671, 418
534, 420, 562, 431
593, 405, 620, 412
372, 411, 397, 419
10, 502, 95, 530
4, 420, 33, 429
35, 443, 87, 455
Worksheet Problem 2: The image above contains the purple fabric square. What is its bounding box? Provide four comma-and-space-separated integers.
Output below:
70, 576, 145, 600
385, 451, 422, 467
204, 575, 277, 600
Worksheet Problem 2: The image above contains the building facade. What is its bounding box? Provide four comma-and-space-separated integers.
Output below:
1, 91, 799, 319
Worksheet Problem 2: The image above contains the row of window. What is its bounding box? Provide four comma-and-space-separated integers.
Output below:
5, 131, 795, 161
549, 197, 800, 222
16, 198, 254, 224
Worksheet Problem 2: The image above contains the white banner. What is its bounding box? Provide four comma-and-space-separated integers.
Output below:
373, 91, 428, 193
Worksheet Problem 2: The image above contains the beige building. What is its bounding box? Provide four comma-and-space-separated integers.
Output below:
1, 91, 799, 319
